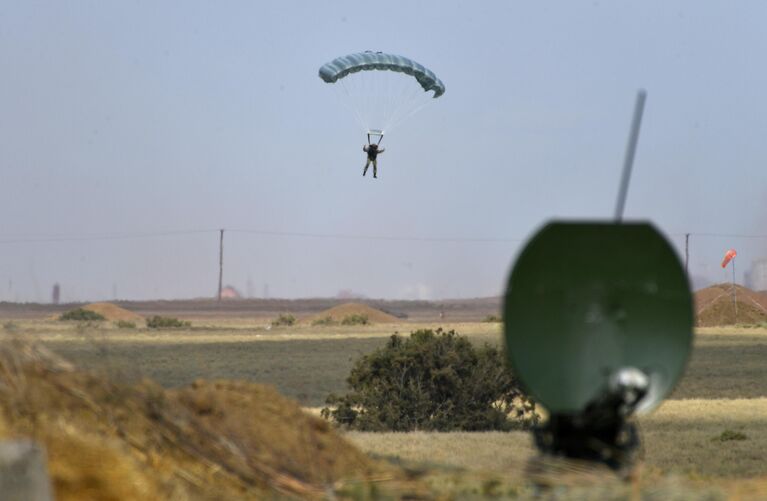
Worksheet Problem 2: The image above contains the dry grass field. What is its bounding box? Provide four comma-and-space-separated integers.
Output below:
2, 316, 766, 498
345, 398, 767, 477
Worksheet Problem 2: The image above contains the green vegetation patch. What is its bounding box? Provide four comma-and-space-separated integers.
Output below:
311, 316, 336, 326
271, 314, 296, 327
713, 429, 748, 442
59, 308, 106, 322
341, 314, 369, 326
146, 316, 190, 329
323, 328, 536, 431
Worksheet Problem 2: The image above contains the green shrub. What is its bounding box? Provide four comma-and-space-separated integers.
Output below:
114, 320, 136, 329
713, 429, 747, 442
59, 308, 106, 322
146, 316, 190, 329
311, 316, 336, 326
2, 321, 18, 332
271, 314, 296, 327
341, 314, 369, 326
322, 328, 536, 431
482, 315, 502, 323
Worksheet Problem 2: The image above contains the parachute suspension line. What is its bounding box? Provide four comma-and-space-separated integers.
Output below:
382, 76, 421, 132
385, 84, 434, 133
382, 70, 400, 133
386, 87, 419, 130
387, 93, 434, 132
337, 79, 368, 133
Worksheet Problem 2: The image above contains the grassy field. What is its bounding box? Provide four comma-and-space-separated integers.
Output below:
345, 398, 767, 478
24, 321, 498, 406
3, 319, 767, 497
24, 321, 767, 405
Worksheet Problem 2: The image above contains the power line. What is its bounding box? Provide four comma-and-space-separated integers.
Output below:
2, 228, 767, 246
0, 227, 524, 245
0, 229, 219, 245
227, 228, 525, 243
684, 233, 767, 240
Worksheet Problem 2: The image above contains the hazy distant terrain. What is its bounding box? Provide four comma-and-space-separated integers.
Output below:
0, 296, 502, 321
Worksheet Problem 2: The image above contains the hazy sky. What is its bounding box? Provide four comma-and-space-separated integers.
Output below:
1, 1, 766, 302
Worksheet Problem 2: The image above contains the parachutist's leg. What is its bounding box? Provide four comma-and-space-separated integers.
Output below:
373, 160, 378, 178
363, 159, 370, 176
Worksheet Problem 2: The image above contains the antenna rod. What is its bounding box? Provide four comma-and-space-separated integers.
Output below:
614, 89, 647, 222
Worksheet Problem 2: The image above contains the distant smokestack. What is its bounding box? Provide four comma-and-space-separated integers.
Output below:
51, 283, 61, 305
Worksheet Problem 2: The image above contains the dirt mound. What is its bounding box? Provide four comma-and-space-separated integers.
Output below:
695, 284, 767, 326
0, 339, 390, 500
82, 302, 143, 321
304, 303, 399, 324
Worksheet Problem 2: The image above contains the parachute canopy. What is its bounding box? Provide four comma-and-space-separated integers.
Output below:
721, 249, 737, 268
319, 51, 445, 139
319, 52, 445, 98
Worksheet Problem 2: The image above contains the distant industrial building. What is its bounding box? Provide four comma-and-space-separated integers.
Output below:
220, 286, 242, 299
746, 259, 767, 292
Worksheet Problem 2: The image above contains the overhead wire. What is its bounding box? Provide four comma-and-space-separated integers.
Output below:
1, 229, 766, 246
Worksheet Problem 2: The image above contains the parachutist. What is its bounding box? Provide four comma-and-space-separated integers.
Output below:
362, 143, 385, 178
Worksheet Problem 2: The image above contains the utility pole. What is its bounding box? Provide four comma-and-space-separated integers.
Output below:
732, 257, 738, 321
684, 233, 690, 274
217, 229, 224, 301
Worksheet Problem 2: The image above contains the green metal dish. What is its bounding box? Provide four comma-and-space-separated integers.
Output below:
503, 221, 693, 414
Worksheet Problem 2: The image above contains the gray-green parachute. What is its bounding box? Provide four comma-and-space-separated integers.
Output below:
319, 51, 445, 136
319, 51, 445, 98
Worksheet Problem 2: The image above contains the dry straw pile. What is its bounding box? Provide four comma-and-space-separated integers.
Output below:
0, 337, 398, 499
695, 284, 767, 326
304, 303, 399, 325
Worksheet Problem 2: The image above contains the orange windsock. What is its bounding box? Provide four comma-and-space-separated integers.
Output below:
721, 249, 737, 268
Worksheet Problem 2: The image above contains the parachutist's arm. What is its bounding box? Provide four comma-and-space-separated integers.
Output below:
378, 148, 385, 154
363, 145, 369, 152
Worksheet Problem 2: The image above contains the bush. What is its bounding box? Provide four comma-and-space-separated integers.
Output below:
146, 316, 190, 329
482, 315, 502, 323
59, 308, 106, 322
271, 314, 296, 327
322, 328, 536, 431
311, 316, 336, 326
713, 430, 747, 442
341, 314, 368, 326
114, 320, 136, 329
